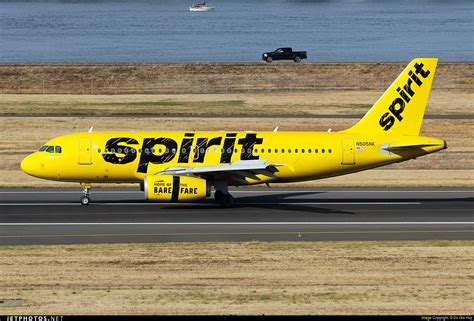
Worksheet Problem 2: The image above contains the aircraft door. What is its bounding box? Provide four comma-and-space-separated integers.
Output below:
341, 138, 355, 165
78, 138, 93, 165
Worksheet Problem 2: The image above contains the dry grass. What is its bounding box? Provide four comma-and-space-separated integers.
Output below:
0, 90, 472, 115
0, 62, 472, 94
0, 241, 472, 315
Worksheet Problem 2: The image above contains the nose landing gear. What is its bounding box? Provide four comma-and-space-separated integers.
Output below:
80, 183, 92, 205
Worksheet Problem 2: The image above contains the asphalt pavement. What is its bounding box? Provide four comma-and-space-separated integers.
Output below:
0, 188, 472, 245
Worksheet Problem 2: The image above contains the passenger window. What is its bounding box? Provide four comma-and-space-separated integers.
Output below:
295, 149, 298, 153
308, 149, 311, 153
124, 148, 129, 154
274, 149, 278, 153
288, 149, 291, 153
329, 149, 332, 153
254, 149, 258, 153
268, 149, 271, 153
302, 149, 305, 153
111, 148, 116, 153
145, 148, 149, 154
281, 149, 285, 153
46, 146, 54, 153
173, 148, 177, 153
315, 149, 318, 153
55, 146, 62, 153
322, 149, 325, 153
98, 148, 101, 153
261, 148, 265, 153
247, 148, 252, 154
138, 149, 142, 153
234, 148, 238, 153
117, 148, 122, 154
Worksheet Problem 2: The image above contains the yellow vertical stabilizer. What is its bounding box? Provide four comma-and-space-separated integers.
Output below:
343, 58, 438, 136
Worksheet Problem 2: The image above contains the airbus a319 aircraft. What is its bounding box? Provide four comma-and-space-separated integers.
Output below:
21, 58, 446, 207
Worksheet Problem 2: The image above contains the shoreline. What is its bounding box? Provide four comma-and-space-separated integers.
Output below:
1, 61, 473, 65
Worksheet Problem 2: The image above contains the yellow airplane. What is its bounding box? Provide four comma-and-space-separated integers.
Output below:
21, 58, 446, 207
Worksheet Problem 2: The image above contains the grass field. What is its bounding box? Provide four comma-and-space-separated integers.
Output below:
1, 62, 472, 94
1, 241, 472, 315
0, 90, 472, 115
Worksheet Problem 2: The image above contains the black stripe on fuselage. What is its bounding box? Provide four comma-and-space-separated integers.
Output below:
171, 176, 180, 202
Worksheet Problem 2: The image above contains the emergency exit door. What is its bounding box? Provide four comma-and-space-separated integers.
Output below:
78, 138, 93, 165
341, 139, 355, 165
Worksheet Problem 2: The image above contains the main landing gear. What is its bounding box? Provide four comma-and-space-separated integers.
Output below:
80, 183, 92, 205
214, 190, 234, 208
213, 181, 234, 208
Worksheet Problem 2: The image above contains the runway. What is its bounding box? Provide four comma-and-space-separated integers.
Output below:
0, 188, 472, 245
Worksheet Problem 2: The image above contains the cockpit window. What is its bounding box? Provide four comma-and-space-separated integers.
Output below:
39, 146, 48, 152
55, 146, 62, 154
46, 146, 54, 153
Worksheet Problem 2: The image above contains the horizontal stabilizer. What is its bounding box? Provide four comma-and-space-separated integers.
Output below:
382, 143, 441, 151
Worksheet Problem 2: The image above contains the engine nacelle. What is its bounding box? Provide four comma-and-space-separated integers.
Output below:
144, 175, 210, 202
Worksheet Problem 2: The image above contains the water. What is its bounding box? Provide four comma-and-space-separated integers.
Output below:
0, 0, 472, 62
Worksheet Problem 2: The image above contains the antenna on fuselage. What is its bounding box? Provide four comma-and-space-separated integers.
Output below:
88, 126, 94, 132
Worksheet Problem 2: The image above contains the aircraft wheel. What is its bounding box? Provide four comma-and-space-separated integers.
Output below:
214, 190, 225, 203
219, 194, 234, 208
80, 195, 90, 206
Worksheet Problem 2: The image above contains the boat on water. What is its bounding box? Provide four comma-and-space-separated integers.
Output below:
190, 1, 216, 12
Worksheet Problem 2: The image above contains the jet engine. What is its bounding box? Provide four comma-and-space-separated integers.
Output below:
144, 175, 210, 202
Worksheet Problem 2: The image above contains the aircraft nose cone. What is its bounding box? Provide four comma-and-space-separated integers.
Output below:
21, 154, 40, 177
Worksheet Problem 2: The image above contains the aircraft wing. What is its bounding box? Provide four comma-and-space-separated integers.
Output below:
157, 159, 284, 185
